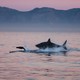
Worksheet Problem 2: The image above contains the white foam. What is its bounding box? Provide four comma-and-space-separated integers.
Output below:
29, 47, 68, 53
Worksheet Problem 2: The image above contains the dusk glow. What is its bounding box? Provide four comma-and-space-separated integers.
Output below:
0, 0, 80, 11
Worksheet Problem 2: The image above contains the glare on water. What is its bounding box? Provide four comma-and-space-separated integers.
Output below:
0, 32, 80, 80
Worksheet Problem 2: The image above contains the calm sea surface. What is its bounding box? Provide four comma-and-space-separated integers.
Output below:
0, 32, 80, 80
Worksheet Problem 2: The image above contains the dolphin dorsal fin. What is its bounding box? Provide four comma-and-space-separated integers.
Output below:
47, 38, 51, 43
63, 40, 67, 46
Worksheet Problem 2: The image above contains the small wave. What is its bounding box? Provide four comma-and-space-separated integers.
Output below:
9, 47, 80, 56
70, 48, 80, 51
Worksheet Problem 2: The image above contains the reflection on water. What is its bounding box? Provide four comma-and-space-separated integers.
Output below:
0, 32, 80, 80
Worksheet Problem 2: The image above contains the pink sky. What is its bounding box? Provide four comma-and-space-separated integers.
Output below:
0, 0, 80, 11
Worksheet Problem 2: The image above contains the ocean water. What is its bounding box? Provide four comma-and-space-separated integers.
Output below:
0, 32, 80, 80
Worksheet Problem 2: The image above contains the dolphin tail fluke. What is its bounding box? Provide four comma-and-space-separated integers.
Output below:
63, 40, 67, 46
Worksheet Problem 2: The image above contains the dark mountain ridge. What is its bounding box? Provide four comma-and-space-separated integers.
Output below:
0, 7, 80, 24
